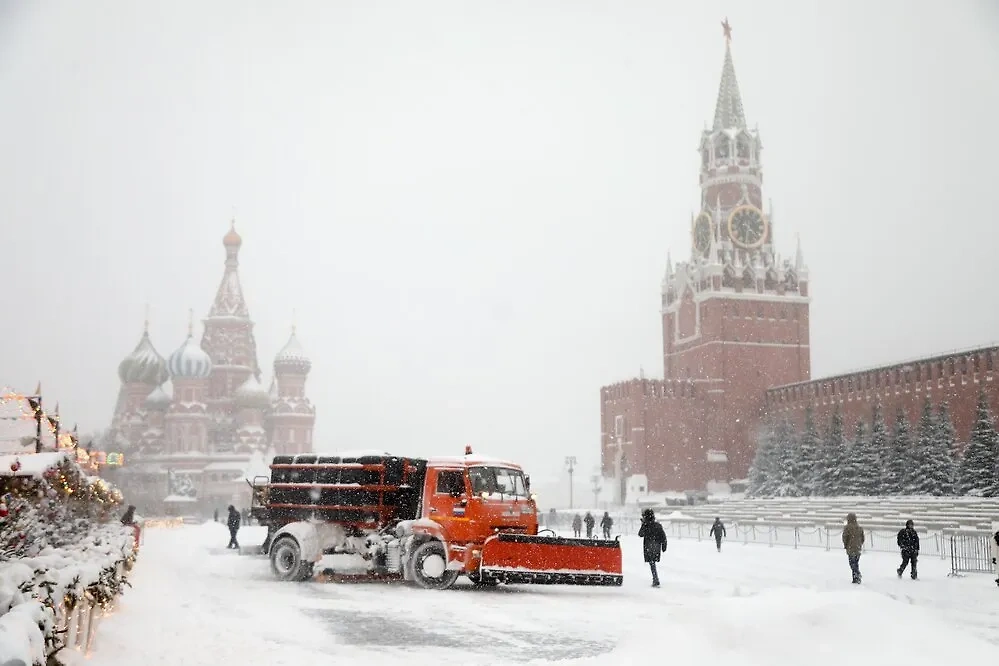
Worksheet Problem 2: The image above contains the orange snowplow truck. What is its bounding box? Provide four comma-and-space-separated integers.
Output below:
249, 448, 622, 589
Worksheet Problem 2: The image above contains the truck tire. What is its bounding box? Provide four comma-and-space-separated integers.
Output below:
408, 540, 459, 590
270, 536, 315, 582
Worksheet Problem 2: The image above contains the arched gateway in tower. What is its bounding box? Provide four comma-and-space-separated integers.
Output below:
108, 223, 317, 515
600, 24, 810, 495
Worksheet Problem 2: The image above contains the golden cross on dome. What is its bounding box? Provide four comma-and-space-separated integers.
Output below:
722, 18, 732, 43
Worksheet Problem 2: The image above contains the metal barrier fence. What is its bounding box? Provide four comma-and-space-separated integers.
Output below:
540, 514, 948, 557
944, 529, 996, 576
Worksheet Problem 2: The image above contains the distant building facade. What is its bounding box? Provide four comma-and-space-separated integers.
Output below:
599, 32, 998, 494
109, 224, 315, 515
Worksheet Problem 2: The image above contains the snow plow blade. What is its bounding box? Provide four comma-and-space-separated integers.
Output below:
478, 533, 622, 586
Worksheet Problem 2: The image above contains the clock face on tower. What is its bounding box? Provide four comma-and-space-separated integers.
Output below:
727, 205, 768, 249
692, 212, 713, 255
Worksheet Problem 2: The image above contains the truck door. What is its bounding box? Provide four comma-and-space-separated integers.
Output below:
426, 468, 475, 539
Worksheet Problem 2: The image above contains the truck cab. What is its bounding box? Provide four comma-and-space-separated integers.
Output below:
419, 453, 539, 578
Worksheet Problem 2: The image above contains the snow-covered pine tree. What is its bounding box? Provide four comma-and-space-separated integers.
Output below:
771, 417, 800, 497
819, 408, 846, 496
792, 406, 820, 495
747, 420, 778, 497
884, 408, 913, 495
934, 402, 959, 495
837, 420, 867, 496
904, 397, 935, 495
957, 391, 999, 496
868, 403, 890, 495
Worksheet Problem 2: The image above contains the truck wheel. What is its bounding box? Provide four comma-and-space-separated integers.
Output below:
270, 536, 314, 582
408, 541, 459, 590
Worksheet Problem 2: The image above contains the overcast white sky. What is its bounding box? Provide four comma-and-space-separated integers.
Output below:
1, 1, 997, 484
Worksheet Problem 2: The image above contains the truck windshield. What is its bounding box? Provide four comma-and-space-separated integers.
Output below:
468, 467, 528, 498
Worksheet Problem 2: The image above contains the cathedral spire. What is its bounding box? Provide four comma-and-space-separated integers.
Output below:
712, 21, 747, 131
209, 222, 250, 319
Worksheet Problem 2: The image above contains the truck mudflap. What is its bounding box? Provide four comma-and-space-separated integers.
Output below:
478, 533, 623, 586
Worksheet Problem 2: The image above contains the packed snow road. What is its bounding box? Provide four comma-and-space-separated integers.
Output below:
78, 522, 997, 665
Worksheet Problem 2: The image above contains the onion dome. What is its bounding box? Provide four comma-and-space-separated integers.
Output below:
223, 220, 242, 248
235, 375, 270, 409
144, 384, 172, 411
274, 327, 311, 375
117, 326, 169, 385
168, 312, 213, 379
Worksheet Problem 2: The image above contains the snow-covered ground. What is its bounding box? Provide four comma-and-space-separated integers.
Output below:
75, 523, 997, 665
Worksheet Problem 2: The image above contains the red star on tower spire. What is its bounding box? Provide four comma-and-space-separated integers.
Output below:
721, 18, 732, 43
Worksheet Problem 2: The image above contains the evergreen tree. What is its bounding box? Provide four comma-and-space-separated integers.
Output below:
904, 398, 935, 495
748, 420, 779, 497
957, 392, 999, 496
868, 404, 890, 495
819, 408, 846, 496
793, 406, 820, 495
935, 402, 959, 495
837, 420, 867, 496
883, 408, 912, 494
771, 417, 801, 497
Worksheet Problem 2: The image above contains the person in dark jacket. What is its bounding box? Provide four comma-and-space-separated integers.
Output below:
213, 508, 219, 523
896, 519, 919, 580
571, 513, 582, 537
600, 511, 613, 539
583, 512, 595, 539
638, 508, 667, 587
226, 505, 241, 549
121, 505, 136, 525
709, 517, 726, 552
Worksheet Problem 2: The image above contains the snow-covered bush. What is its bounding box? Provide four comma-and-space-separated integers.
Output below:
0, 452, 136, 665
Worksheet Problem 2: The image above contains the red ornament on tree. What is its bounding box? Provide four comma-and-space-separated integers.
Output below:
0, 504, 8, 518
9, 459, 21, 473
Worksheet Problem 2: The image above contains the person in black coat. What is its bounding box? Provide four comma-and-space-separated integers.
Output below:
600, 511, 613, 539
637, 508, 667, 587
709, 517, 726, 552
226, 505, 241, 549
896, 519, 919, 580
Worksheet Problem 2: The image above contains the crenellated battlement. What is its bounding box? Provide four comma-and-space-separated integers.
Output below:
766, 344, 998, 409
600, 377, 702, 401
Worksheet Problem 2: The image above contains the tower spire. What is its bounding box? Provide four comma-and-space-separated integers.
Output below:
713, 20, 747, 131
143, 303, 150, 334
187, 308, 194, 337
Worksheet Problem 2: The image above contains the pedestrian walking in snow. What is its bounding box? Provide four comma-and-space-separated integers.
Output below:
842, 512, 865, 584
572, 513, 582, 538
709, 517, 726, 552
600, 511, 613, 539
226, 505, 241, 549
896, 519, 919, 580
548, 508, 558, 528
992, 529, 999, 587
213, 508, 219, 523
638, 508, 667, 588
584, 512, 595, 539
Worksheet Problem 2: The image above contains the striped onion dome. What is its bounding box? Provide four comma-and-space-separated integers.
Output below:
167, 334, 213, 379
234, 375, 270, 409
117, 329, 169, 385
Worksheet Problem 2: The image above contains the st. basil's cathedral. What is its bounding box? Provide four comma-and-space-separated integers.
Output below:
109, 223, 315, 515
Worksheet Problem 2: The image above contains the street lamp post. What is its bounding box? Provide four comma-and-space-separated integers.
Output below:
564, 456, 577, 509
590, 473, 601, 509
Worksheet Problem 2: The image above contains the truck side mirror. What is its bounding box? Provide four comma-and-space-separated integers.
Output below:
525, 475, 531, 492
